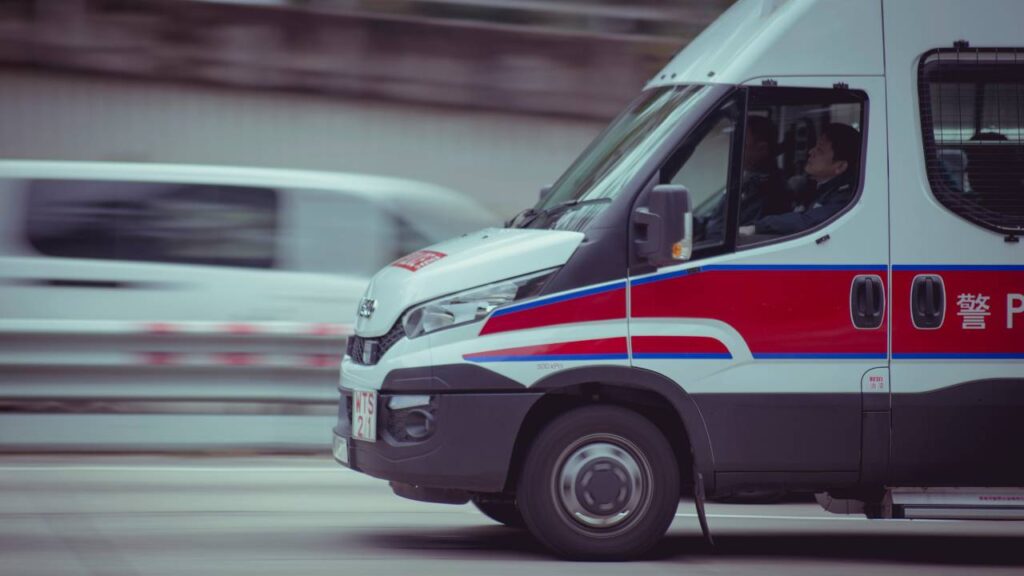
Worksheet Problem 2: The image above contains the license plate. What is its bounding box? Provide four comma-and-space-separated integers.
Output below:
332, 434, 349, 465
352, 388, 378, 442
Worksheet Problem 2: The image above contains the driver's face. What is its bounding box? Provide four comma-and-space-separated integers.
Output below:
805, 135, 844, 180
742, 125, 769, 170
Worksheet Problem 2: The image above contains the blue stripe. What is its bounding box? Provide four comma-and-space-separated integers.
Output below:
631, 264, 888, 286
490, 281, 626, 318
465, 353, 628, 363
753, 352, 888, 360
892, 265, 1024, 272
893, 353, 1024, 360
634, 353, 732, 360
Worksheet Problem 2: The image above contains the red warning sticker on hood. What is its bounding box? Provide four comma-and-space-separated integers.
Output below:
391, 250, 447, 272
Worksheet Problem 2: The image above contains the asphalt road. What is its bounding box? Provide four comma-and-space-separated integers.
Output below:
2, 456, 1022, 576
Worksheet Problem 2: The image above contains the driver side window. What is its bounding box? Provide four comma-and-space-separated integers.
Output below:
659, 105, 739, 250
736, 87, 866, 246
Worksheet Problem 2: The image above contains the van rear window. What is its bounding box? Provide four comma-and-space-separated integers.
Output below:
919, 48, 1024, 235
23, 179, 278, 269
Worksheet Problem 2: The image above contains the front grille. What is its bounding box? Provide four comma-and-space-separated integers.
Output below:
346, 320, 405, 365
335, 392, 352, 436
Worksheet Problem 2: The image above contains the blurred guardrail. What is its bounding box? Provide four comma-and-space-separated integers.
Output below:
0, 320, 352, 452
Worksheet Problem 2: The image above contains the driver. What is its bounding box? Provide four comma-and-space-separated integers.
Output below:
740, 123, 861, 237
702, 115, 787, 238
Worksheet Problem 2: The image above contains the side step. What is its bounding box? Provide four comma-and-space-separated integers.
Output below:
887, 487, 1024, 520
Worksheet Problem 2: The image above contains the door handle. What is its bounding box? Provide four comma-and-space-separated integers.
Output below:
911, 274, 945, 329
851, 275, 884, 329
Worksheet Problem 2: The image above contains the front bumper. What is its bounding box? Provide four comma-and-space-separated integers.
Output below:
333, 387, 541, 493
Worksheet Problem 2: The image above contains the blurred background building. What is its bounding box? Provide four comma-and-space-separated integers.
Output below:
0, 0, 733, 216
0, 0, 735, 451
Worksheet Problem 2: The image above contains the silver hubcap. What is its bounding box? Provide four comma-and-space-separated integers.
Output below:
555, 434, 651, 530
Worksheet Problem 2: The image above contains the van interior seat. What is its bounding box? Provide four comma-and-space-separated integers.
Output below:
936, 148, 967, 191
961, 134, 1024, 215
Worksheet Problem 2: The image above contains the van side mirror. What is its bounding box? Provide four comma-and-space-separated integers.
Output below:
539, 185, 553, 201
633, 184, 692, 267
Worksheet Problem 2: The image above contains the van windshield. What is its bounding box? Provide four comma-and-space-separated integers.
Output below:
513, 85, 711, 232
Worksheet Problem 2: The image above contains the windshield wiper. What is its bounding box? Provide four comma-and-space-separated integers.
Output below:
505, 207, 538, 228
536, 197, 613, 223
508, 197, 613, 229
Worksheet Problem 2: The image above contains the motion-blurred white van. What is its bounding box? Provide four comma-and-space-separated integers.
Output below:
0, 161, 497, 324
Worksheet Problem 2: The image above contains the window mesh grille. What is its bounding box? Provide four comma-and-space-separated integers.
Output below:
919, 48, 1024, 234
346, 320, 406, 366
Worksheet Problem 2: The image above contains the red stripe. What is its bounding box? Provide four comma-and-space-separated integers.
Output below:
309, 323, 344, 336
465, 337, 627, 359
216, 353, 259, 366
632, 270, 886, 355
631, 336, 729, 354
141, 352, 180, 366
144, 322, 177, 334
480, 288, 626, 335
224, 323, 259, 335
305, 354, 341, 368
893, 270, 1024, 355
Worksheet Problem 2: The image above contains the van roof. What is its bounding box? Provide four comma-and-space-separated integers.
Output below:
649, 0, 885, 87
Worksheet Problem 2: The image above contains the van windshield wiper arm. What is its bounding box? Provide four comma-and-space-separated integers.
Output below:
505, 207, 539, 228
536, 197, 613, 222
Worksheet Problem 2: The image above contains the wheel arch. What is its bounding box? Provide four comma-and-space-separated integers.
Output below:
502, 366, 715, 495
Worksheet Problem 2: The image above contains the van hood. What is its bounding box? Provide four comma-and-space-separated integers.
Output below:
354, 227, 585, 336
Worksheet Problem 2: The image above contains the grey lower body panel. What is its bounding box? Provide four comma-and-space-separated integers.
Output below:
690, 393, 863, 497
690, 393, 862, 473
693, 380, 1024, 494
890, 378, 1024, 486
334, 390, 542, 493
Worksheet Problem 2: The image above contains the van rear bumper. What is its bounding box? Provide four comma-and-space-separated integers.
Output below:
333, 388, 542, 493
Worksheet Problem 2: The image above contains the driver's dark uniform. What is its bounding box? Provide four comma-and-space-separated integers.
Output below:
703, 168, 788, 238
750, 172, 855, 235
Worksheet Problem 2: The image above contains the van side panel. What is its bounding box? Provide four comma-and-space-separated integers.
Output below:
883, 0, 1024, 485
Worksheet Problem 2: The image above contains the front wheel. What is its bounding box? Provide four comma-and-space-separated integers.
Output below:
516, 405, 680, 560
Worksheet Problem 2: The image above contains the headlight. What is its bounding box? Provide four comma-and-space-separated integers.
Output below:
402, 269, 557, 339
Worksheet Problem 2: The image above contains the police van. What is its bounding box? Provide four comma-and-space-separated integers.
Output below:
333, 0, 1024, 559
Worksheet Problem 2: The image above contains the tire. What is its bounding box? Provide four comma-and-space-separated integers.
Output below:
516, 405, 680, 560
472, 495, 525, 528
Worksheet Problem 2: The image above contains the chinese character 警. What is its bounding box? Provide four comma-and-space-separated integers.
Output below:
956, 293, 991, 330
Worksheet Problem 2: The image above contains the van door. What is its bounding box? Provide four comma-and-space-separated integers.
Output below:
628, 80, 889, 492
887, 46, 1024, 486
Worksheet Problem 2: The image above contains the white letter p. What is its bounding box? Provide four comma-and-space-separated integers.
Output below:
1009, 294, 1024, 329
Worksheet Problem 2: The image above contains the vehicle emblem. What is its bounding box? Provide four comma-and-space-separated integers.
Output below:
358, 298, 377, 319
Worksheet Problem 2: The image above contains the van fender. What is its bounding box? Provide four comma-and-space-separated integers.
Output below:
531, 365, 716, 494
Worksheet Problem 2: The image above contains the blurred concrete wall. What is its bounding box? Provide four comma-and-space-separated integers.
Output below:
0, 0, 732, 216
0, 68, 604, 217
0, 0, 725, 118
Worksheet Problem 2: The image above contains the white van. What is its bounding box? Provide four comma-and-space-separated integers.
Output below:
0, 161, 497, 324
333, 0, 1024, 560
